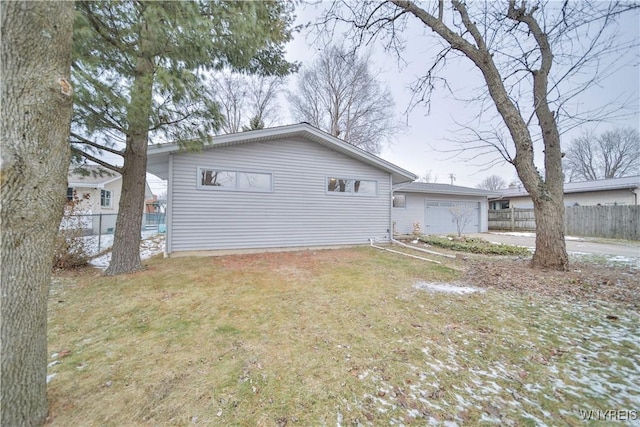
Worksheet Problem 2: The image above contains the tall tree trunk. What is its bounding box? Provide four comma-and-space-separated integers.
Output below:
391, 0, 569, 270
532, 197, 567, 269
104, 27, 154, 276
1, 2, 74, 425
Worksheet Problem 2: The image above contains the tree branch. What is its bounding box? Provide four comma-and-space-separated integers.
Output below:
70, 132, 125, 157
71, 147, 123, 174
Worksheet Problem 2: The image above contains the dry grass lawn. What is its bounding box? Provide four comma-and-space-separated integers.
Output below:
47, 247, 639, 426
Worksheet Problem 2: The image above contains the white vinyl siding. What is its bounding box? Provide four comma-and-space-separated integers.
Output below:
169, 138, 392, 252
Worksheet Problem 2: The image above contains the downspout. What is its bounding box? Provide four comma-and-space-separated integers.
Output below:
164, 153, 173, 258
391, 238, 455, 259
389, 174, 394, 241
369, 239, 441, 264
631, 187, 638, 205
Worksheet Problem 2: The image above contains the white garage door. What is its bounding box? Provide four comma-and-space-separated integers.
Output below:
425, 201, 480, 235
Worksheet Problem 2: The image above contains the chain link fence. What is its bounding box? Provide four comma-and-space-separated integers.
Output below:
62, 212, 166, 253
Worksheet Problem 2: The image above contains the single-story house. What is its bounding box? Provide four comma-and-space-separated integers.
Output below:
67, 165, 153, 234
392, 182, 494, 235
489, 175, 640, 209
147, 123, 416, 256
147, 123, 494, 256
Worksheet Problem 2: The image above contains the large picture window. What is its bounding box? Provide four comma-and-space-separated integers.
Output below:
327, 177, 377, 195
199, 168, 272, 192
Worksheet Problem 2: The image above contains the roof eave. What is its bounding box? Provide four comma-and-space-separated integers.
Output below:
147, 123, 417, 182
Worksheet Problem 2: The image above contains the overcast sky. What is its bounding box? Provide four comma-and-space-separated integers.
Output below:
283, 2, 639, 187
148, 2, 640, 195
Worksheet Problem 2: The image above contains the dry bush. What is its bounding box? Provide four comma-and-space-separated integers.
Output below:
53, 192, 91, 270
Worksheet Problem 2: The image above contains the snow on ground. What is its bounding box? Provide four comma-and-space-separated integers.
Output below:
492, 231, 585, 241
568, 252, 640, 269
414, 282, 484, 294
489, 233, 639, 267
89, 231, 165, 270
352, 297, 640, 426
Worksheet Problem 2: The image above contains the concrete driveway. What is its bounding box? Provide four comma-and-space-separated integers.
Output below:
467, 232, 640, 259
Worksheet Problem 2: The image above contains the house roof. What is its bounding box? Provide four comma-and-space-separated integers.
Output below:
490, 175, 640, 199
68, 165, 121, 188
147, 123, 417, 184
393, 182, 497, 197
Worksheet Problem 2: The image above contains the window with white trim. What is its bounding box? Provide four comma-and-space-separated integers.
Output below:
393, 194, 406, 208
327, 177, 377, 195
199, 168, 272, 192
100, 189, 112, 207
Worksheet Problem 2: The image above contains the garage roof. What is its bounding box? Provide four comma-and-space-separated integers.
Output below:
393, 182, 496, 197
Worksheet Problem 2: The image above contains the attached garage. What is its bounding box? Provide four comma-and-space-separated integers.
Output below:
392, 183, 494, 236
425, 200, 481, 234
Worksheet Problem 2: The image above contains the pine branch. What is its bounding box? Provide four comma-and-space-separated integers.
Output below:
72, 147, 123, 174
71, 132, 124, 157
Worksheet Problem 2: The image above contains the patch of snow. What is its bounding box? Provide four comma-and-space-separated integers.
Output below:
492, 232, 536, 238
414, 282, 484, 294
492, 232, 584, 241
46, 373, 57, 384
569, 251, 640, 268
354, 296, 639, 425
89, 232, 165, 270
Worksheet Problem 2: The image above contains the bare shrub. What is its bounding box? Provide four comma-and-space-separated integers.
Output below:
53, 191, 91, 270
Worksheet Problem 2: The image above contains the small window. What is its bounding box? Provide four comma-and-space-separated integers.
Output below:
201, 170, 236, 188
199, 168, 272, 192
355, 180, 376, 194
100, 189, 112, 207
393, 194, 406, 208
327, 177, 377, 195
67, 187, 74, 202
237, 172, 272, 192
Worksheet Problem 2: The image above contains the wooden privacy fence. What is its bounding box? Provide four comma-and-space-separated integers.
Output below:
488, 205, 640, 240
488, 208, 536, 231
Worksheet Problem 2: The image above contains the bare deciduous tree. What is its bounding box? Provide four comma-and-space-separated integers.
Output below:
477, 175, 507, 191
323, 0, 638, 270
418, 170, 438, 183
289, 44, 394, 154
449, 205, 474, 237
211, 71, 248, 134
246, 75, 284, 129
211, 72, 285, 133
1, 2, 74, 424
564, 128, 640, 182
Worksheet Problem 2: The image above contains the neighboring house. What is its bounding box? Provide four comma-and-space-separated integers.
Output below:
392, 182, 494, 235
67, 165, 153, 234
145, 195, 165, 213
148, 123, 417, 256
489, 176, 640, 209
